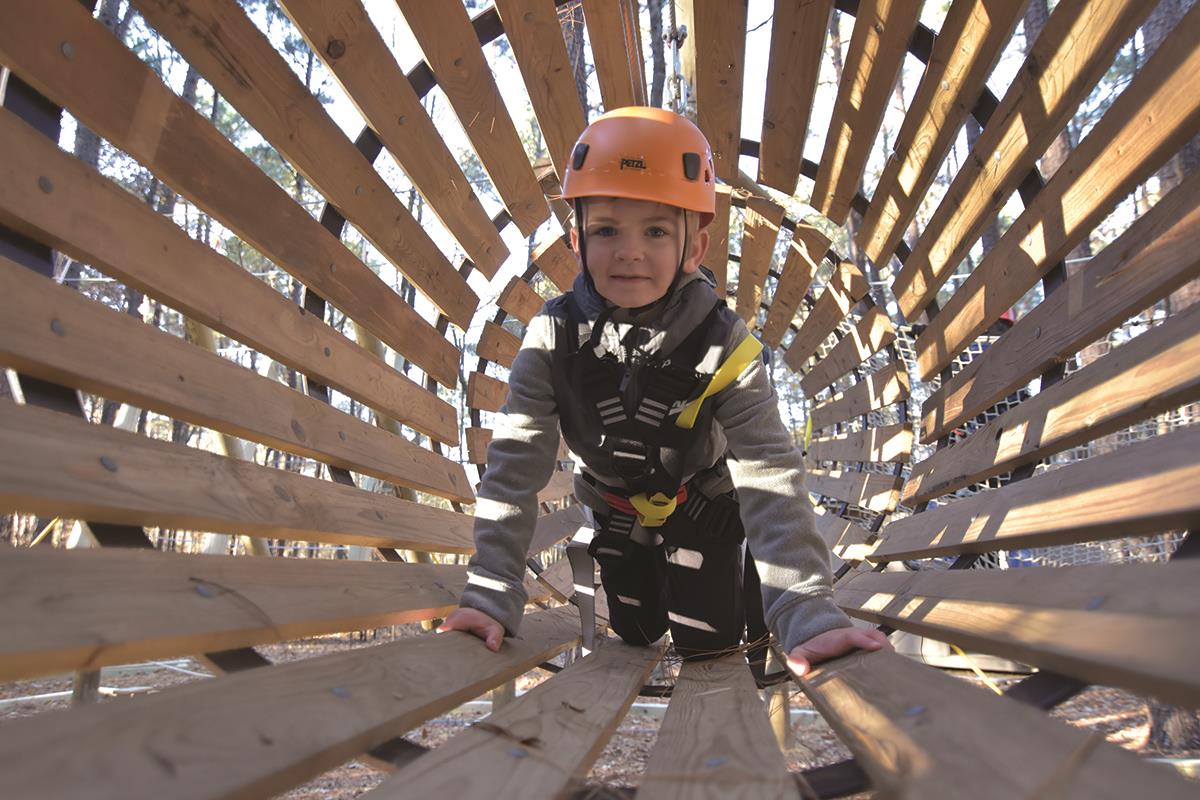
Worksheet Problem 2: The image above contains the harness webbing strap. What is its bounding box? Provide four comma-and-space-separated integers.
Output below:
675, 334, 764, 429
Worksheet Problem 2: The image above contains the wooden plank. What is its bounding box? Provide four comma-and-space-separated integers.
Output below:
707, 184, 734, 296
497, 276, 545, 325
871, 421, 1200, 562
528, 504, 591, 556
757, 0, 833, 193
639, 655, 793, 799
814, 508, 877, 562
366, 639, 661, 800
782, 261, 869, 371
396, 0, 549, 237
493, 0, 588, 180
134, 0, 490, 301
808, 423, 913, 464
905, 302, 1200, 505
0, 402, 476, 554
922, 166, 1200, 444
807, 468, 903, 514
892, 0, 1152, 322
582, 0, 646, 110
467, 371, 509, 413
761, 230, 825, 348
835, 562, 1200, 708
801, 650, 1196, 799
680, 0, 746, 182
809, 362, 910, 432
0, 550, 470, 681
538, 469, 577, 505
0, 257, 472, 502
800, 305, 895, 397
478, 322, 522, 368
0, 0, 464, 383
734, 196, 785, 324
810, 0, 923, 224
466, 426, 494, 465
0, 607, 579, 800
857, 0, 1027, 266
533, 235, 578, 294
913, 4, 1200, 381
278, 0, 509, 276
0, 110, 458, 444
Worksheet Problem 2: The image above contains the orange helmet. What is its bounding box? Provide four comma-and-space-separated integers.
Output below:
561, 107, 716, 227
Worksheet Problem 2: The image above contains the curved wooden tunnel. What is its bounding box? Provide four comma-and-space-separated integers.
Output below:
1, 0, 1199, 797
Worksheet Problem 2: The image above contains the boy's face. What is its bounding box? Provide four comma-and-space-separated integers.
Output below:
571, 197, 710, 309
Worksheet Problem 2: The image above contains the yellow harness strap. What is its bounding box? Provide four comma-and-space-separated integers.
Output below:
629, 491, 679, 528
674, 334, 764, 430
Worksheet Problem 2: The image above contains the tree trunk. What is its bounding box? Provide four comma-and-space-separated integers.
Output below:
648, 0, 666, 108
560, 2, 589, 119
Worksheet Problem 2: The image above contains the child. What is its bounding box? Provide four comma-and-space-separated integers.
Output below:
439, 107, 889, 678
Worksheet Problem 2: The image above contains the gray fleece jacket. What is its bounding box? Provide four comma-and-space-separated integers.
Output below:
461, 269, 851, 653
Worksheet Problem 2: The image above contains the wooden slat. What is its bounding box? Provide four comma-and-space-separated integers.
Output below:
538, 469, 577, 505
0, 402, 475, 554
808, 424, 913, 465
801, 650, 1196, 799
810, 0, 923, 224
478, 321, 522, 368
533, 236, 578, 293
396, 0, 549, 237
914, 4, 1200, 381
800, 305, 895, 397
892, 0, 1152, 322
497, 277, 545, 325
0, 0, 463, 385
466, 427, 493, 465
835, 562, 1200, 708
815, 508, 878, 562
467, 371, 509, 414
130, 0, 480, 328
807, 468, 903, 514
493, 0, 587, 179
871, 421, 1200, 562
0, 110, 457, 445
0, 550, 469, 681
681, 0, 746, 183
528, 504, 591, 557
639, 655, 792, 799
905, 302, 1200, 505
366, 639, 661, 800
0, 607, 579, 800
782, 261, 869, 371
707, 184, 734, 296
761, 230, 825, 348
0, 256, 472, 501
922, 166, 1200, 444
582, 0, 646, 110
757, 0, 833, 193
809, 362, 910, 432
734, 196, 785, 324
857, 0, 1027, 266
278, 0, 509, 277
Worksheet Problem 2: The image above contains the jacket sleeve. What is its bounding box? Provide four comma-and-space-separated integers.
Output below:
459, 310, 562, 637
712, 321, 852, 653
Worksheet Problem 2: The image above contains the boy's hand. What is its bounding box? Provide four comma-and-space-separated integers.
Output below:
436, 607, 505, 652
786, 627, 892, 678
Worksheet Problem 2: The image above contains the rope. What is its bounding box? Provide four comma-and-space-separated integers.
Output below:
949, 643, 1004, 695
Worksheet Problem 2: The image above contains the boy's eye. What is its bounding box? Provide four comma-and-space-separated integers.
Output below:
588, 225, 617, 237
646, 226, 669, 238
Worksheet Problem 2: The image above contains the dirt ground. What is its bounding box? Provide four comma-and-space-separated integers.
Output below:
2, 631, 1196, 798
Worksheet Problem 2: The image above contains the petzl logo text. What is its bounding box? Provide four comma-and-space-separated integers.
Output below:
620, 157, 646, 170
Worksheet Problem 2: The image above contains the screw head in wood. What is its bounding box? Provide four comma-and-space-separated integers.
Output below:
99, 456, 118, 472
60, 41, 74, 60
50, 318, 66, 336
38, 176, 54, 194
331, 686, 351, 699
195, 583, 216, 598
509, 746, 528, 758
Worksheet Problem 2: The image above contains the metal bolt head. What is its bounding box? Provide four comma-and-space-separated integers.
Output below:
904, 704, 927, 718
195, 583, 216, 598
325, 38, 346, 59
331, 686, 351, 699
704, 756, 728, 768
50, 318, 66, 336
60, 41, 74, 60
38, 176, 54, 194
99, 456, 118, 473
509, 746, 528, 759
